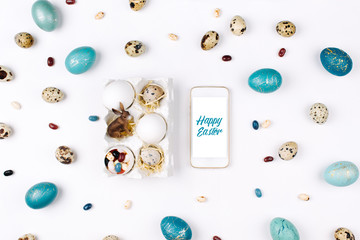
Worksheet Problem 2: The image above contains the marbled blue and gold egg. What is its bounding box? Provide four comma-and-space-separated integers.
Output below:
324, 161, 359, 187
320, 47, 352, 76
248, 68, 282, 93
25, 182, 58, 209
270, 217, 300, 240
161, 216, 192, 240
65, 46, 96, 74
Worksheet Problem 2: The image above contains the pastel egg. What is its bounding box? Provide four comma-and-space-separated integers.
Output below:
0, 66, 14, 82
276, 21, 296, 37
248, 68, 282, 93
320, 47, 352, 76
31, 0, 59, 32
278, 141, 298, 160
25, 182, 58, 209
309, 103, 328, 124
324, 161, 359, 187
65, 46, 96, 74
103, 80, 135, 110
161, 216, 192, 240
136, 113, 167, 144
201, 31, 219, 50
230, 15, 246, 36
270, 217, 300, 240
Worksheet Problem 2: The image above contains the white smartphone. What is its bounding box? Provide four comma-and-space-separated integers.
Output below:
190, 86, 230, 168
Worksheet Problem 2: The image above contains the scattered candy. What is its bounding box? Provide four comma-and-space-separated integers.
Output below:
255, 188, 262, 198
0, 123, 12, 139
222, 55, 232, 61
4, 170, 14, 176
0, 65, 14, 82
334, 227, 355, 240
213, 236, 222, 240
278, 141, 298, 161
11, 101, 21, 110
168, 33, 178, 41
66, 0, 75, 5
214, 8, 220, 18
15, 32, 34, 48
55, 146, 75, 164
49, 123, 59, 130
252, 120, 259, 130
124, 200, 132, 209
261, 120, 271, 128
298, 193, 310, 201
264, 156, 274, 162
276, 20, 296, 37
196, 196, 207, 202
47, 57, 54, 66
88, 115, 99, 121
278, 48, 286, 57
230, 15, 246, 36
201, 31, 219, 51
95, 11, 105, 20
19, 234, 36, 240
83, 203, 92, 211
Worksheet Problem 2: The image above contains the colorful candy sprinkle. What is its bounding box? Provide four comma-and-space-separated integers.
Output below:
49, 123, 59, 130
255, 188, 262, 198
4, 170, 14, 176
88, 115, 99, 121
252, 120, 259, 130
264, 156, 274, 162
83, 203, 92, 210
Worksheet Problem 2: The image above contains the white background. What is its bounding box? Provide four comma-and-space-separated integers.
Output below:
1, 0, 360, 239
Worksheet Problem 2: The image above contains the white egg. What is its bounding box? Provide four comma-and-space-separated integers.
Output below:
103, 80, 135, 110
136, 113, 167, 143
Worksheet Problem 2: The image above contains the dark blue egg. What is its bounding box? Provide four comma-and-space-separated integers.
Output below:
320, 47, 352, 76
252, 120, 259, 130
161, 216, 192, 240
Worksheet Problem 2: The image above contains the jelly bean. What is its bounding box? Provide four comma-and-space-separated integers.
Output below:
47, 57, 54, 66
255, 188, 262, 198
222, 55, 232, 61
119, 152, 126, 162
278, 48, 286, 57
4, 170, 14, 176
88, 115, 99, 121
213, 236, 222, 240
83, 203, 92, 210
115, 163, 122, 173
252, 120, 259, 130
49, 123, 59, 130
264, 156, 274, 162
66, 0, 75, 4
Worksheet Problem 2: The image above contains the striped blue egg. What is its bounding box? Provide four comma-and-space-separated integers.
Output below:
320, 47, 352, 76
161, 216, 192, 240
65, 46, 96, 74
270, 217, 300, 240
25, 182, 58, 209
248, 68, 282, 93
324, 161, 359, 187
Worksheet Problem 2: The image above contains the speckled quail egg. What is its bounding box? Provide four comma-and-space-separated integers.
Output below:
334, 227, 355, 240
103, 235, 119, 240
55, 146, 75, 164
201, 31, 219, 50
0, 66, 13, 82
125, 40, 146, 57
230, 15, 246, 36
129, 0, 146, 11
42, 87, 64, 103
309, 103, 328, 124
278, 141, 298, 160
136, 113, 167, 143
140, 146, 162, 166
19, 234, 36, 240
276, 21, 296, 37
141, 84, 165, 105
15, 32, 34, 48
0, 123, 12, 139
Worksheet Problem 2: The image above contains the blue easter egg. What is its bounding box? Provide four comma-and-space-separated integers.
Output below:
25, 182, 58, 209
31, 0, 59, 32
270, 217, 300, 240
161, 216, 192, 240
248, 68, 282, 93
320, 47, 352, 76
65, 46, 96, 74
115, 163, 122, 173
255, 188, 262, 198
324, 161, 359, 187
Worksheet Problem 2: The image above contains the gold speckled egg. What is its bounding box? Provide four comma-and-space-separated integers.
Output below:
15, 32, 34, 48
276, 21, 296, 37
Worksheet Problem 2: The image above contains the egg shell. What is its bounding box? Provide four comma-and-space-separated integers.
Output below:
103, 80, 135, 110
320, 47, 352, 76
334, 227, 355, 240
31, 0, 59, 32
248, 68, 282, 93
129, 0, 146, 11
270, 217, 300, 240
230, 15, 246, 36
201, 31, 219, 50
25, 182, 58, 209
65, 46, 96, 74
309, 103, 328, 124
136, 113, 167, 144
0, 66, 14, 82
324, 161, 359, 187
161, 216, 192, 240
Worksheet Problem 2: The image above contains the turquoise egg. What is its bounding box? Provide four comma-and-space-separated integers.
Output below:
65, 46, 96, 74
320, 47, 352, 76
161, 216, 192, 240
31, 0, 59, 32
324, 161, 359, 187
25, 182, 58, 209
248, 68, 282, 93
270, 217, 300, 240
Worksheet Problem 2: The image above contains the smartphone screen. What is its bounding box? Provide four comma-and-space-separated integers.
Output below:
191, 87, 229, 168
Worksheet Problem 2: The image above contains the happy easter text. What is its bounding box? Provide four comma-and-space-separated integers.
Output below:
196, 116, 223, 137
